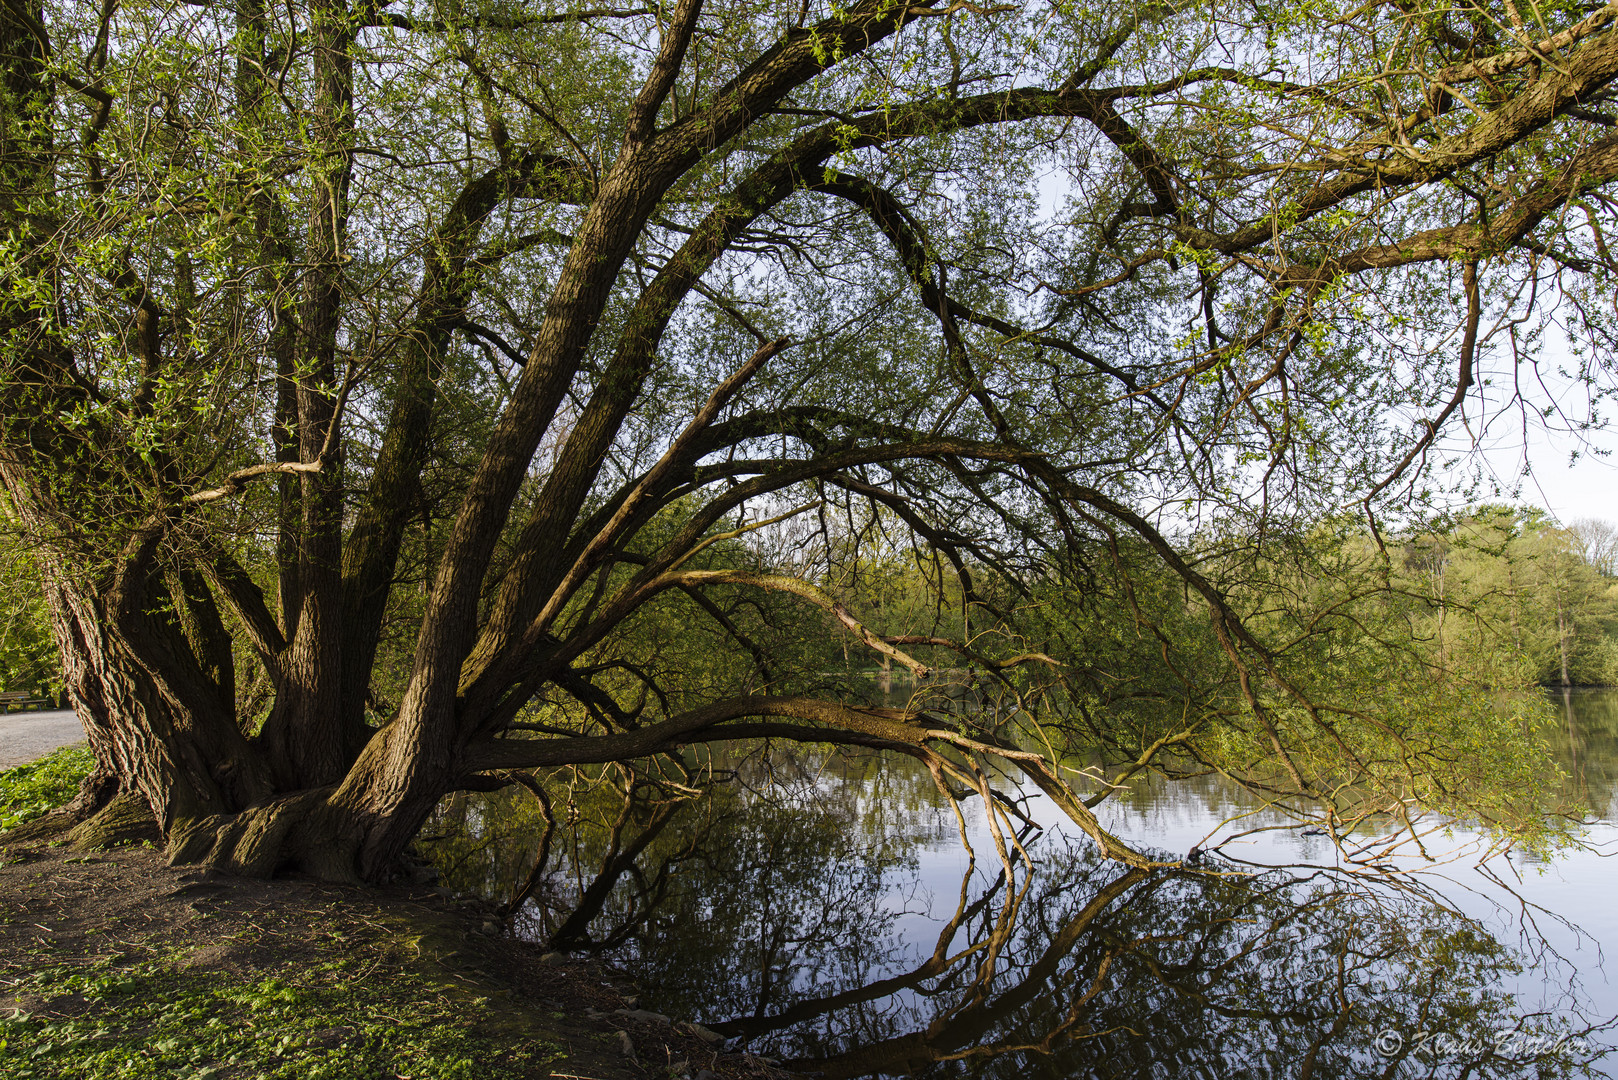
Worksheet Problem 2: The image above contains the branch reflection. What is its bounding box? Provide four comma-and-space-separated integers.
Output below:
421, 746, 1614, 1078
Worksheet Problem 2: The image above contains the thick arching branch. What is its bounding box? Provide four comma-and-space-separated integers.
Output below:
466, 695, 945, 770
464, 694, 1160, 866
623, 0, 703, 147
1166, 25, 1618, 253
1280, 133, 1618, 286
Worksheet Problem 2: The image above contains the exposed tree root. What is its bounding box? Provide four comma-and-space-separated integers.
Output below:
0, 812, 73, 846
165, 790, 363, 882
67, 792, 163, 850
0, 773, 154, 849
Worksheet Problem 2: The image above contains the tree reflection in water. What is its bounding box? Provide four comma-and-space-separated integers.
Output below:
420, 747, 1614, 1078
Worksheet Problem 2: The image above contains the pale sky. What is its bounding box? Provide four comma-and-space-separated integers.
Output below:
1463, 331, 1618, 528
1477, 424, 1618, 527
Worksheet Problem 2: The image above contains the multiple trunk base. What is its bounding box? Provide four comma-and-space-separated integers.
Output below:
4, 781, 374, 884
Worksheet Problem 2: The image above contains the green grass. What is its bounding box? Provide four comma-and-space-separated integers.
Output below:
0, 952, 564, 1079
0, 747, 93, 831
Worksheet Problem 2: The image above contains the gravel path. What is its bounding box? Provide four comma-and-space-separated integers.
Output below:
0, 710, 85, 768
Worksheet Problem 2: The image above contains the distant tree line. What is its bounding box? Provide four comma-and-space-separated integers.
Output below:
1390, 508, 1618, 688
809, 505, 1618, 697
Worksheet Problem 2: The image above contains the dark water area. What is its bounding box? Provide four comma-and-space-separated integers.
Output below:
1548, 688, 1618, 824
423, 690, 1618, 1078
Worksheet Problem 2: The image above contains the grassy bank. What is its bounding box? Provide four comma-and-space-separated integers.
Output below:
0, 758, 771, 1080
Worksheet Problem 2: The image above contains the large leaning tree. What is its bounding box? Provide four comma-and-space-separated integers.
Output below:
3, 0, 1617, 881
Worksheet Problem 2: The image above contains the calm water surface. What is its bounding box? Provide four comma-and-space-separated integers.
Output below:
426, 689, 1618, 1078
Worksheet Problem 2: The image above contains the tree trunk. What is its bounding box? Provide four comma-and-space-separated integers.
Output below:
1559, 605, 1571, 687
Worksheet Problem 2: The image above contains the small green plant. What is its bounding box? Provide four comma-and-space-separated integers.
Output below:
0, 957, 564, 1079
0, 746, 94, 830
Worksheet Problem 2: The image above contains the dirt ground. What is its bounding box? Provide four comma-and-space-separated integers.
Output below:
0, 821, 793, 1080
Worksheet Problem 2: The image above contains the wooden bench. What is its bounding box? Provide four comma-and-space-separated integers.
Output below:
0, 690, 56, 714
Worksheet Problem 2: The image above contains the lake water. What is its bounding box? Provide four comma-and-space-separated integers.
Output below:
425, 689, 1618, 1078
